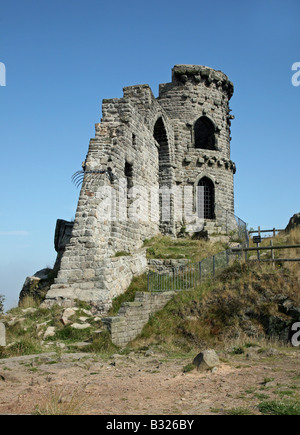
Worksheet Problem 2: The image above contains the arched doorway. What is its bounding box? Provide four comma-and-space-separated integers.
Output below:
154, 117, 169, 170
197, 177, 215, 219
153, 117, 173, 232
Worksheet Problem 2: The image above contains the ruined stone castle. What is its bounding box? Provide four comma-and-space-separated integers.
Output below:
44, 65, 237, 312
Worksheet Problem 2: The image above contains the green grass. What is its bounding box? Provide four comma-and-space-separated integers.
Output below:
143, 235, 227, 262
182, 363, 196, 373
79, 330, 119, 356
0, 335, 45, 358
113, 251, 131, 257
108, 273, 148, 316
224, 407, 254, 415
54, 325, 93, 342
258, 399, 300, 415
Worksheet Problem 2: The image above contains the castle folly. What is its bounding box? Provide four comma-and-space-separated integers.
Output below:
44, 65, 237, 312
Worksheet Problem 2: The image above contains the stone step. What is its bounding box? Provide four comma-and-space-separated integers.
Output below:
203, 222, 224, 235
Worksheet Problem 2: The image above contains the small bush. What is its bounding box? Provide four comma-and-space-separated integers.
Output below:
0, 336, 44, 358
54, 325, 92, 342
113, 251, 131, 257
81, 330, 118, 356
34, 387, 85, 415
182, 363, 195, 373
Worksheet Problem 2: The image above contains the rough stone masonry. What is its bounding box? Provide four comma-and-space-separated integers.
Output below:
44, 65, 237, 312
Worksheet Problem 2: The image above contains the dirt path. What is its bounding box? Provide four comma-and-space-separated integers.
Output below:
0, 348, 300, 415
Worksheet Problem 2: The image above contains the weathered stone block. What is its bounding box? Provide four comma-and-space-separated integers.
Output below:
193, 350, 220, 371
0, 323, 6, 347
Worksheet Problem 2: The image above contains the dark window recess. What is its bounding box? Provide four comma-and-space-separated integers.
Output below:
125, 162, 133, 190
194, 117, 216, 150
197, 177, 215, 219
154, 117, 169, 166
124, 162, 133, 219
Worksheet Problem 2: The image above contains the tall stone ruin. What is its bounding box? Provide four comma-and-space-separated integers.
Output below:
45, 65, 237, 312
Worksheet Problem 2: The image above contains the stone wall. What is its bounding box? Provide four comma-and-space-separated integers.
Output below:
102, 291, 175, 346
148, 258, 190, 273
45, 249, 148, 313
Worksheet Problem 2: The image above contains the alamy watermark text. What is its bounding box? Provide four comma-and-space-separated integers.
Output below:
0, 62, 6, 86
292, 62, 300, 87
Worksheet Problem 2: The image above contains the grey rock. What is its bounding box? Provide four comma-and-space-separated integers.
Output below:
193, 350, 220, 371
19, 268, 55, 306
0, 323, 6, 347
43, 326, 56, 340
61, 308, 76, 325
71, 323, 91, 330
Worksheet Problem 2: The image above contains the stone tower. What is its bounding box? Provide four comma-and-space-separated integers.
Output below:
45, 65, 236, 311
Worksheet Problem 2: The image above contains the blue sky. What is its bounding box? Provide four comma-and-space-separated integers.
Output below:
0, 0, 299, 310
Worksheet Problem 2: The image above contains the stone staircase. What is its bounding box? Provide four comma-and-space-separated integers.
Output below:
203, 220, 224, 236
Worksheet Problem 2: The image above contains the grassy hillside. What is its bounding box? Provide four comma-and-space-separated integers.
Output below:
1, 228, 299, 360
130, 228, 300, 352
131, 261, 300, 352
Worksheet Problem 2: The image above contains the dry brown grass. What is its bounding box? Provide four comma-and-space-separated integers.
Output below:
34, 386, 86, 415
132, 258, 300, 353
254, 227, 300, 280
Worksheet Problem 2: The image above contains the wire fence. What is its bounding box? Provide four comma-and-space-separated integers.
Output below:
148, 248, 242, 292
148, 207, 249, 292
215, 204, 249, 248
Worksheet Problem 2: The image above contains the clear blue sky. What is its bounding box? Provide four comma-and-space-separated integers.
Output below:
0, 0, 299, 310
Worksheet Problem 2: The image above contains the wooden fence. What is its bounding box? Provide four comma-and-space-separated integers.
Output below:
248, 226, 285, 239
231, 243, 300, 264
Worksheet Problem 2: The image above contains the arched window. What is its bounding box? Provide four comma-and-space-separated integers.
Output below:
194, 116, 216, 150
197, 177, 215, 219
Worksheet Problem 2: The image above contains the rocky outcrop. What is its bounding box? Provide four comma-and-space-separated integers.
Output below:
19, 268, 57, 306
53, 219, 74, 271
19, 219, 74, 307
286, 213, 300, 232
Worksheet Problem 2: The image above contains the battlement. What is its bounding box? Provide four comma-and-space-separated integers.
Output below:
159, 64, 234, 100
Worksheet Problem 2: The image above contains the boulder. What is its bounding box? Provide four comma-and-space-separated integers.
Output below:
193, 350, 220, 371
43, 326, 56, 340
71, 323, 91, 330
61, 308, 76, 325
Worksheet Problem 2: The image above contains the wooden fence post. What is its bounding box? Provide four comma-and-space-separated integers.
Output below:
270, 240, 275, 268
